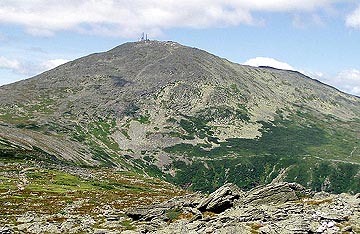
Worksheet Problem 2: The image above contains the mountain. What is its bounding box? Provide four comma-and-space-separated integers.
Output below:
1, 40, 360, 193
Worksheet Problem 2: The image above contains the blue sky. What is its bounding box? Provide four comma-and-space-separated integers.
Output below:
0, 0, 360, 96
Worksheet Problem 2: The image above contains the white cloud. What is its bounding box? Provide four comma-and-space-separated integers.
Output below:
0, 56, 69, 78
0, 56, 21, 71
243, 57, 295, 70
330, 69, 360, 96
21, 58, 70, 76
0, 0, 343, 37
346, 5, 360, 29
303, 71, 325, 80
242, 56, 360, 96
40, 59, 69, 71
300, 69, 360, 96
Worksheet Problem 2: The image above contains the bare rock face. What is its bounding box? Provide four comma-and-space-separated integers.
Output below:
126, 183, 243, 223
241, 182, 313, 206
197, 183, 244, 213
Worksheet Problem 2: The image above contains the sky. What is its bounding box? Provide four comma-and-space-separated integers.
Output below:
0, 0, 360, 96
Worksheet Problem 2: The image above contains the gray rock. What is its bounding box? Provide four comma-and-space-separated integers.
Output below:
0, 226, 12, 234
16, 212, 36, 223
241, 182, 309, 206
94, 228, 112, 234
126, 193, 203, 222
342, 226, 353, 232
8, 181, 354, 234
121, 231, 138, 234
126, 207, 168, 221
197, 183, 244, 213
120, 182, 359, 233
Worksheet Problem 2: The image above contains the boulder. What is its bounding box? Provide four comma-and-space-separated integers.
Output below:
126, 193, 203, 221
126, 207, 168, 221
197, 183, 244, 213
241, 182, 311, 206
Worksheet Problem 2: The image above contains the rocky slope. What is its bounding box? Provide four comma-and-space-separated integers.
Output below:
2, 175, 359, 233
0, 158, 185, 233
125, 182, 360, 234
0, 40, 360, 193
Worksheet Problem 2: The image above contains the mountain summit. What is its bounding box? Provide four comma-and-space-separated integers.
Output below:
1, 41, 360, 193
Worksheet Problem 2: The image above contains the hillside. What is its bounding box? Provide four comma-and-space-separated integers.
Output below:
1, 40, 360, 193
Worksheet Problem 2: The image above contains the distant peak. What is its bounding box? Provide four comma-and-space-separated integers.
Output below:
134, 40, 181, 47
108, 40, 184, 54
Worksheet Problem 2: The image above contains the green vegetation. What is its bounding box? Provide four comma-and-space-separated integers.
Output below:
167, 112, 360, 193
197, 105, 250, 122
137, 115, 150, 124
0, 96, 56, 126
88, 119, 120, 152
0, 112, 33, 125
0, 157, 185, 231
71, 126, 87, 142
121, 129, 131, 139
166, 207, 182, 222
179, 117, 213, 139
171, 155, 284, 192
166, 117, 327, 158
305, 162, 360, 193
170, 152, 360, 194
121, 220, 136, 230
0, 145, 60, 165
24, 96, 55, 114
131, 158, 170, 180
69, 119, 130, 167
176, 105, 250, 142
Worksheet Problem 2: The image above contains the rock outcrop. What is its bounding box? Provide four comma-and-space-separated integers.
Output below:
240, 182, 313, 206
124, 182, 360, 233
126, 193, 202, 222
197, 183, 244, 213
1, 181, 359, 233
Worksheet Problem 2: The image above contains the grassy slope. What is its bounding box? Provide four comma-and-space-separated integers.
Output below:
0, 149, 185, 232
1, 95, 360, 194
165, 111, 360, 193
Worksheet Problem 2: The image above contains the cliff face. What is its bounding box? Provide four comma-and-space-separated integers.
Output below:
1, 41, 360, 193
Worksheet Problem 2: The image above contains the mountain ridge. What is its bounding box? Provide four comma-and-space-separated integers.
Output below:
1, 40, 360, 194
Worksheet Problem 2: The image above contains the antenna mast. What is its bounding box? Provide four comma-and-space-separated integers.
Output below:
139, 32, 149, 42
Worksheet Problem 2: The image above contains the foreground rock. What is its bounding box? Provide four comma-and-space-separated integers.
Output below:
1, 181, 359, 233
241, 182, 313, 206
197, 183, 244, 213
125, 182, 360, 233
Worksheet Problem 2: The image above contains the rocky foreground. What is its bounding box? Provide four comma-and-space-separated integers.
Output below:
0, 161, 184, 234
1, 177, 360, 233
125, 182, 360, 234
